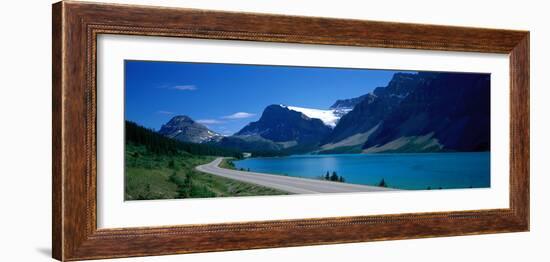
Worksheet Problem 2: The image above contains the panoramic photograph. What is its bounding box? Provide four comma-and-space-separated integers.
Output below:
124, 60, 491, 200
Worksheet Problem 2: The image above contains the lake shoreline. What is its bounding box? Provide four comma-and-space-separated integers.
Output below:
234, 152, 491, 190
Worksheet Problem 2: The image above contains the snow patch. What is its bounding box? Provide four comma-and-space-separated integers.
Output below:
282, 105, 346, 128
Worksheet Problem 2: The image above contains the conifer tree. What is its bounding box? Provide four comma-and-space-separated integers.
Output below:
330, 171, 339, 181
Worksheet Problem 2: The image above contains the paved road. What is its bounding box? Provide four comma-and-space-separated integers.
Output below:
196, 158, 396, 194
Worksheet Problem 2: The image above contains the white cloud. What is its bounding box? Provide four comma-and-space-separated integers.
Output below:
157, 110, 174, 115
172, 85, 197, 91
196, 119, 224, 124
157, 84, 197, 91
222, 112, 256, 119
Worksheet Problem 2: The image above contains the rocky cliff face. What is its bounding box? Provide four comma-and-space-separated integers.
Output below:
362, 72, 490, 152
158, 115, 222, 144
323, 73, 426, 145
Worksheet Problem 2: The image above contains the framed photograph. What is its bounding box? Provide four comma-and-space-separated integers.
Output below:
52, 1, 529, 261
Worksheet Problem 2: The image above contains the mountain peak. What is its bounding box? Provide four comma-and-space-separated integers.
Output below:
235, 104, 331, 145
166, 115, 195, 124
329, 94, 369, 110
158, 115, 221, 144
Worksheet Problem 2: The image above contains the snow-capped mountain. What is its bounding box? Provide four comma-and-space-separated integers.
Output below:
221, 105, 352, 154
235, 105, 331, 144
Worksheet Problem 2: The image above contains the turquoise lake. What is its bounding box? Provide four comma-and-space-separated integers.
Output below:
234, 152, 490, 190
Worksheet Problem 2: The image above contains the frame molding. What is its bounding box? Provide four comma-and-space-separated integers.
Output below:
52, 1, 529, 261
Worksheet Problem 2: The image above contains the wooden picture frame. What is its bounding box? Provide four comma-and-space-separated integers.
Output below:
52, 1, 529, 261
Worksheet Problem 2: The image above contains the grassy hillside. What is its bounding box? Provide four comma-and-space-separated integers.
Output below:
124, 121, 288, 200
124, 123, 289, 200
125, 144, 288, 200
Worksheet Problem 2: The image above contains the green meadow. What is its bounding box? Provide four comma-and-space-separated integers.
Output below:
125, 143, 287, 200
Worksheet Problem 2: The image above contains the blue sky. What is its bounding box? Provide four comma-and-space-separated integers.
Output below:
125, 60, 414, 135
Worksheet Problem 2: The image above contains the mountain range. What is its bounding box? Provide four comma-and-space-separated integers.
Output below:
156, 72, 490, 155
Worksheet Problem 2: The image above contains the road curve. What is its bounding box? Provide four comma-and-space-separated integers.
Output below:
196, 158, 396, 194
